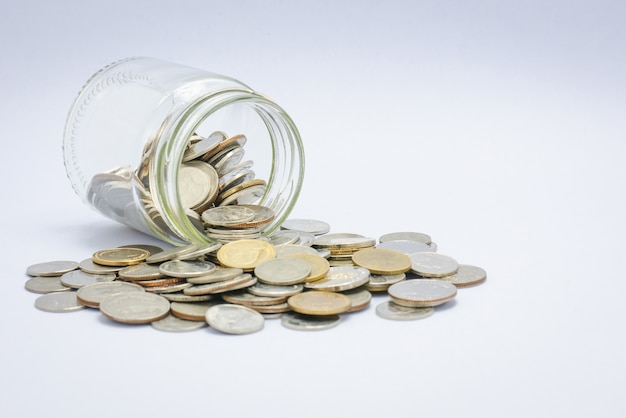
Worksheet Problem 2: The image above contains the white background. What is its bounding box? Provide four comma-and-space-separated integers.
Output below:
1, 1, 625, 417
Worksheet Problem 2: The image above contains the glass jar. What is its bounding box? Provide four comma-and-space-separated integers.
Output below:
63, 57, 304, 246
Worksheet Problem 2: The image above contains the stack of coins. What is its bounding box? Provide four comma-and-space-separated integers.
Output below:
25, 220, 487, 333
86, 131, 274, 242
312, 233, 376, 266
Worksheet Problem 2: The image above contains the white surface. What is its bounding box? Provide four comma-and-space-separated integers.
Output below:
2, 1, 625, 417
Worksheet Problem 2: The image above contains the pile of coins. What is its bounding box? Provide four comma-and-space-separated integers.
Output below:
24, 218, 487, 334
86, 131, 274, 242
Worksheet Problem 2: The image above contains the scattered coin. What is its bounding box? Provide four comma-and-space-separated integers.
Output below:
205, 304, 265, 335
281, 219, 331, 235
184, 273, 255, 295
439, 264, 487, 288
161, 292, 214, 302
170, 301, 219, 321
287, 291, 352, 315
379, 232, 432, 245
282, 253, 330, 282
145, 243, 199, 264
100, 292, 170, 324
375, 240, 431, 255
25, 276, 71, 294
118, 244, 164, 256
35, 292, 85, 313
158, 259, 216, 278
375, 301, 434, 321
254, 257, 312, 285
78, 258, 123, 274
388, 279, 457, 308
281, 312, 341, 331
304, 266, 370, 292
365, 273, 406, 292
26, 260, 78, 277
76, 281, 145, 308
247, 282, 304, 298
342, 288, 372, 312
216, 239, 276, 270
222, 291, 289, 307
186, 267, 244, 284
151, 314, 207, 332
274, 244, 321, 257
92, 247, 150, 266
409, 252, 459, 278
60, 270, 116, 288
351, 248, 412, 275
118, 262, 165, 281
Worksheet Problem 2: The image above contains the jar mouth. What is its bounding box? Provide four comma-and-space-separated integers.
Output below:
150, 88, 305, 245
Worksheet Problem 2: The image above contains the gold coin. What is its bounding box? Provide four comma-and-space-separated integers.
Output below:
351, 248, 412, 275
216, 179, 267, 202
287, 291, 352, 315
92, 247, 150, 266
283, 253, 330, 282
216, 239, 276, 271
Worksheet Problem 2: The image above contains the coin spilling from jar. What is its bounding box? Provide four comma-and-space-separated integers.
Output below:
25, 223, 487, 334
85, 131, 277, 243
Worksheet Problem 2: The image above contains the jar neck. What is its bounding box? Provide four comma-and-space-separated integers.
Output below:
150, 88, 305, 245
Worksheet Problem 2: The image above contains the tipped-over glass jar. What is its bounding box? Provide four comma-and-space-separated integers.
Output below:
63, 57, 304, 246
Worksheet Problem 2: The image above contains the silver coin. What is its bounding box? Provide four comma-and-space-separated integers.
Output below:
222, 291, 288, 307
118, 262, 165, 281
100, 292, 170, 324
439, 264, 487, 288
274, 244, 321, 257
161, 292, 215, 302
388, 279, 457, 308
201, 205, 256, 227
217, 184, 265, 206
211, 146, 246, 175
144, 282, 193, 294
247, 282, 304, 297
174, 242, 222, 261
366, 273, 406, 292
376, 240, 430, 254
342, 288, 372, 312
25, 276, 71, 294
267, 230, 300, 246
186, 267, 244, 284
304, 266, 370, 292
294, 231, 316, 246
409, 252, 459, 277
178, 161, 220, 211
219, 169, 256, 192
60, 270, 116, 289
379, 232, 432, 245
280, 312, 341, 331
205, 304, 265, 335
151, 314, 207, 332
76, 281, 145, 308
158, 259, 217, 278
183, 131, 225, 161
375, 301, 434, 321
34, 292, 85, 313
254, 258, 312, 285
78, 258, 123, 274
184, 273, 255, 295
145, 244, 199, 264
281, 219, 331, 235
26, 260, 79, 277
313, 233, 376, 249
